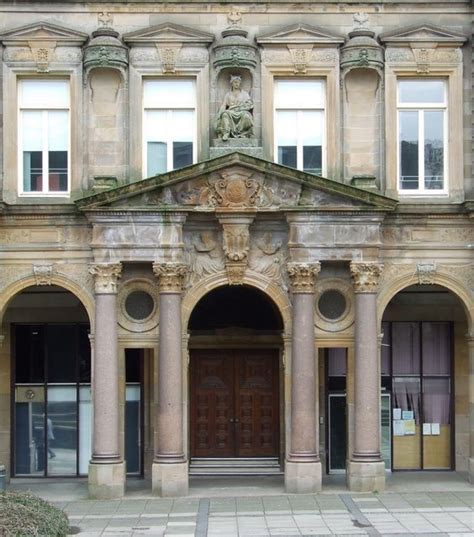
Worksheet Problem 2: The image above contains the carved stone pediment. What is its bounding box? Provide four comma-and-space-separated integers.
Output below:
256, 23, 344, 46
0, 21, 88, 46
123, 23, 214, 46
379, 24, 467, 47
76, 153, 397, 213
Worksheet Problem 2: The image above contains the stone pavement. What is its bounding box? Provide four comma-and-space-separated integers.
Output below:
9, 475, 474, 537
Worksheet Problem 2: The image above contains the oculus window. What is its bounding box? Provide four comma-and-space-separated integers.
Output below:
274, 79, 325, 175
397, 79, 447, 194
143, 79, 196, 176
19, 79, 70, 195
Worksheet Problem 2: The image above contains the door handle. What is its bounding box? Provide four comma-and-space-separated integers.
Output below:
229, 418, 234, 423
234, 418, 240, 423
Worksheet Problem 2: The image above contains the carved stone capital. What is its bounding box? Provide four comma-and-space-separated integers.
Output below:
89, 262, 122, 294
350, 262, 383, 293
287, 262, 321, 293
153, 262, 188, 293
33, 264, 54, 286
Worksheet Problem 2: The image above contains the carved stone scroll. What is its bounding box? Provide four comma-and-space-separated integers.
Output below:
350, 262, 383, 293
153, 262, 188, 293
89, 262, 122, 294
287, 262, 321, 293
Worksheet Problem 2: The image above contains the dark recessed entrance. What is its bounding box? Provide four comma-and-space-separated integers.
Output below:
188, 286, 283, 463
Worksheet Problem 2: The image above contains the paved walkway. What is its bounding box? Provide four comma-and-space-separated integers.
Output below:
9, 474, 474, 537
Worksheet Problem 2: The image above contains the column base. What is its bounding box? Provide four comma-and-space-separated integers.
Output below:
152, 461, 188, 497
88, 461, 125, 499
285, 460, 322, 493
347, 460, 385, 492
468, 457, 474, 484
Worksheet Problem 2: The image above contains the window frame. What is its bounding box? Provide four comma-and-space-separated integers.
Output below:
142, 77, 197, 177
396, 78, 448, 196
17, 78, 71, 197
273, 78, 326, 176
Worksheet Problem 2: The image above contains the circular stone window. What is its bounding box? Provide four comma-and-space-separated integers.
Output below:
318, 289, 347, 320
125, 290, 154, 321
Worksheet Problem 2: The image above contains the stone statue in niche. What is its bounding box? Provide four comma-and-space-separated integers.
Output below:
215, 75, 254, 141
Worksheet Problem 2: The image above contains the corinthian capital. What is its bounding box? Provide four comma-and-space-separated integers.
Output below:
287, 262, 321, 293
89, 262, 122, 294
153, 262, 188, 293
350, 262, 383, 293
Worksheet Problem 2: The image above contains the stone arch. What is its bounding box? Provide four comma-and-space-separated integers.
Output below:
0, 274, 94, 330
182, 271, 292, 337
377, 271, 473, 332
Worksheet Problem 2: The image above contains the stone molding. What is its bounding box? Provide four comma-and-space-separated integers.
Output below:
287, 262, 321, 294
350, 262, 383, 293
89, 262, 122, 294
153, 262, 188, 293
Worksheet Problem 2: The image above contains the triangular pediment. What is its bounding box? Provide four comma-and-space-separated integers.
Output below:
76, 153, 397, 213
0, 21, 88, 46
256, 24, 344, 46
380, 24, 466, 46
123, 23, 214, 46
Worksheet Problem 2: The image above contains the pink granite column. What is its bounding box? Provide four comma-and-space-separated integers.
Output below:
285, 262, 322, 493
152, 262, 188, 496
348, 261, 385, 492
88, 262, 124, 499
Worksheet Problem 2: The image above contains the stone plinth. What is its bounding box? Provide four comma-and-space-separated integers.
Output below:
152, 462, 188, 497
285, 461, 322, 493
210, 139, 262, 159
88, 461, 125, 499
347, 460, 386, 492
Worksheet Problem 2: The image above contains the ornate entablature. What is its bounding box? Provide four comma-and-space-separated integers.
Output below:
256, 23, 344, 72
0, 21, 88, 71
380, 24, 466, 73
123, 23, 214, 71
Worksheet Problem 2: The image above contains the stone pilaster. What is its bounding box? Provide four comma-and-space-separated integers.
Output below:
347, 262, 385, 492
285, 262, 322, 493
468, 334, 474, 484
152, 262, 189, 496
88, 262, 125, 499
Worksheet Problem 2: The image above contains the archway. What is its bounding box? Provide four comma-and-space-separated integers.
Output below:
380, 283, 469, 473
1, 285, 91, 477
187, 285, 284, 473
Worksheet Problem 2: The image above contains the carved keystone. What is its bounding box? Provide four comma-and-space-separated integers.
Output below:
89, 262, 122, 294
350, 262, 383, 293
153, 262, 188, 293
287, 262, 321, 293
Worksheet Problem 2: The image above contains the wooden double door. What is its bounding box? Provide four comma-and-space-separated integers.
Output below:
190, 349, 280, 457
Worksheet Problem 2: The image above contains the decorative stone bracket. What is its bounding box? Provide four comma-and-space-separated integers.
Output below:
218, 214, 255, 285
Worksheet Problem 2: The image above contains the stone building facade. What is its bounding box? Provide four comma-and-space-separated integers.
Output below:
0, 1, 472, 499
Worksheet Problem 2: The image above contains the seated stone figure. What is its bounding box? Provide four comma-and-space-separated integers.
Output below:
216, 75, 254, 141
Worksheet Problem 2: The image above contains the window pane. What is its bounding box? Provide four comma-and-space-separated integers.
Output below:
78, 386, 92, 475
47, 386, 77, 475
423, 378, 450, 424
393, 377, 421, 470
23, 151, 43, 192
424, 110, 444, 190
171, 110, 194, 142
22, 111, 43, 151
303, 146, 322, 174
144, 79, 195, 108
48, 151, 68, 191
173, 141, 193, 169
144, 110, 167, 142
275, 80, 324, 108
275, 111, 297, 146
422, 322, 450, 375
422, 378, 451, 469
46, 325, 77, 383
399, 111, 419, 190
48, 111, 68, 151
15, 325, 45, 384
392, 322, 420, 375
278, 146, 297, 168
15, 393, 45, 475
399, 80, 444, 104
21, 79, 69, 108
147, 141, 167, 176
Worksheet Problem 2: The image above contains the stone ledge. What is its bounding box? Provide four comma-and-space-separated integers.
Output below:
210, 146, 263, 159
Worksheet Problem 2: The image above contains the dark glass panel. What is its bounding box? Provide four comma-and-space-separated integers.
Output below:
23, 151, 43, 192
399, 111, 419, 190
278, 146, 297, 168
303, 145, 322, 174
392, 322, 420, 375
15, 325, 45, 383
48, 151, 68, 191
424, 111, 444, 190
422, 322, 450, 376
125, 349, 141, 383
46, 325, 77, 383
173, 141, 193, 169
78, 325, 91, 383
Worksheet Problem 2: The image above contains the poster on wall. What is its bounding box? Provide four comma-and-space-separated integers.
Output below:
431, 423, 440, 435
393, 420, 405, 436
423, 423, 432, 435
393, 408, 402, 420
404, 419, 416, 435
402, 410, 414, 420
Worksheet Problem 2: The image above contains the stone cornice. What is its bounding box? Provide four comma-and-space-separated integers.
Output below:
350, 262, 383, 293
89, 262, 122, 294
287, 262, 321, 294
153, 262, 188, 293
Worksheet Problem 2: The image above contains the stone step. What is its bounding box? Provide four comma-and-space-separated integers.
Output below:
189, 457, 282, 476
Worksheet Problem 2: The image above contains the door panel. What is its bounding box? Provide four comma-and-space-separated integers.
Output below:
190, 349, 279, 458
191, 350, 235, 457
